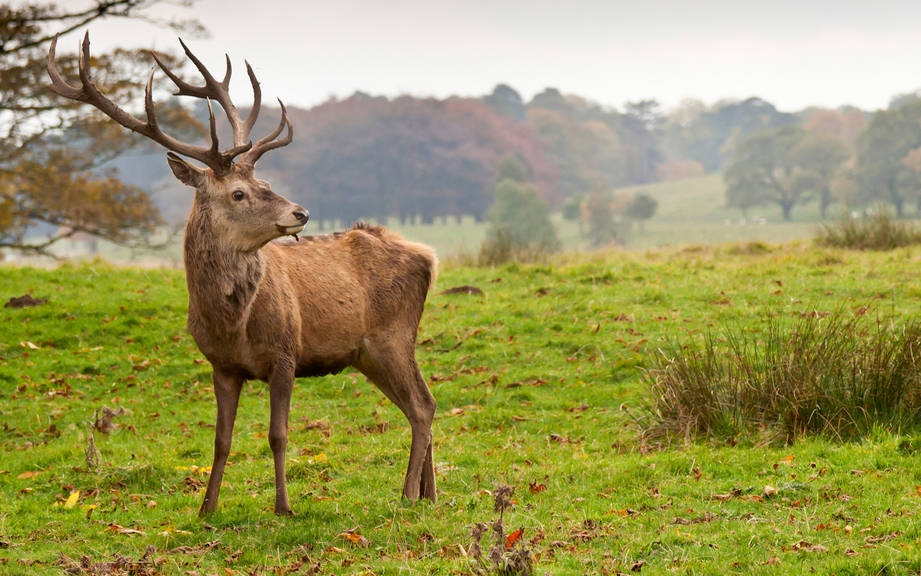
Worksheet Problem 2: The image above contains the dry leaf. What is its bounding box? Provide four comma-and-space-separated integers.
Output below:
17, 470, 42, 479
106, 523, 146, 536
339, 530, 370, 548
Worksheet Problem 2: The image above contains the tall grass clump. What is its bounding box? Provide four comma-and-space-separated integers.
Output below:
816, 209, 921, 250
645, 309, 921, 444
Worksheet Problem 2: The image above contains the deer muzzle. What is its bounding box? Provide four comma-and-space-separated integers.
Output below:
276, 208, 310, 237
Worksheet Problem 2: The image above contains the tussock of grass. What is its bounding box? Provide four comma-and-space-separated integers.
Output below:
816, 210, 921, 250
478, 229, 554, 266
645, 308, 921, 443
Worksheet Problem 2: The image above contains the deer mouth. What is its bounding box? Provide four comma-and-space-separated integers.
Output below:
277, 223, 306, 236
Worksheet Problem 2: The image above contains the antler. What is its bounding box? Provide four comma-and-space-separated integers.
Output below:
46, 32, 293, 175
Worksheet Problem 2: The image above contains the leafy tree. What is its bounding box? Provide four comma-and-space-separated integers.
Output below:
483, 84, 525, 121
526, 91, 628, 200
803, 107, 867, 151
855, 100, 921, 216
625, 192, 658, 231
792, 133, 849, 218
0, 0, 204, 255
725, 126, 846, 221
580, 191, 621, 247
725, 127, 801, 220
621, 100, 664, 183
480, 179, 560, 263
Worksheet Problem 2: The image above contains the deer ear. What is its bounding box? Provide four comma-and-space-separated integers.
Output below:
166, 152, 206, 188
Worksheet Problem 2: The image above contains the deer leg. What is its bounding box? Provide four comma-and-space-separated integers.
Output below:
199, 369, 243, 516
358, 344, 437, 502
269, 360, 295, 515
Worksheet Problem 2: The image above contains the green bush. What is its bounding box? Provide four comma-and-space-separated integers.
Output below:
644, 308, 921, 444
479, 179, 560, 265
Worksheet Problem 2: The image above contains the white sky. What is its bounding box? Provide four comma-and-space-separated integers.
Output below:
68, 0, 921, 113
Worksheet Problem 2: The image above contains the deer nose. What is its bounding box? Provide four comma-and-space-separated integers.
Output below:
292, 209, 310, 223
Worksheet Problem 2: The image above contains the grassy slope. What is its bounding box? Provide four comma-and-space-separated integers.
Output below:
386, 174, 831, 256
2, 246, 921, 574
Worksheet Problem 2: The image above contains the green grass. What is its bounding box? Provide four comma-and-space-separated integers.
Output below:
4, 246, 921, 574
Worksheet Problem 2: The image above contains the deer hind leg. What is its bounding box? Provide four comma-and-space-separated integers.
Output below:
200, 369, 244, 516
358, 340, 437, 502
269, 359, 296, 515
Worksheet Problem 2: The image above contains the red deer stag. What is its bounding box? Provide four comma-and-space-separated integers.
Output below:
47, 33, 438, 515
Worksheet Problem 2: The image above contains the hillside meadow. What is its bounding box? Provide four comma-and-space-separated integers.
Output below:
3, 243, 921, 574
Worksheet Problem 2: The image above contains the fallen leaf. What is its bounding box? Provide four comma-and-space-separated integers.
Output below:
64, 490, 80, 509
529, 482, 547, 494
20, 341, 40, 350
339, 530, 370, 547
105, 523, 146, 536
630, 559, 646, 572
17, 470, 42, 479
791, 540, 828, 553
505, 527, 524, 549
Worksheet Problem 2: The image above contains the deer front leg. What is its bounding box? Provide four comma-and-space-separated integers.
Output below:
199, 369, 243, 516
269, 359, 295, 515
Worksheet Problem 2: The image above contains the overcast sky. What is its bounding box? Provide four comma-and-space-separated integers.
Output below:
72, 0, 921, 113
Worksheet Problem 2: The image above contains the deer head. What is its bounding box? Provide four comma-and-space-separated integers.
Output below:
46, 32, 308, 251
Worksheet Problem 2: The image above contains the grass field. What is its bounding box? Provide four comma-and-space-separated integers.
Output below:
4, 244, 921, 574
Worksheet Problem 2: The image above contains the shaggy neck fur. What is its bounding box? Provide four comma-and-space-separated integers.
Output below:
184, 198, 265, 332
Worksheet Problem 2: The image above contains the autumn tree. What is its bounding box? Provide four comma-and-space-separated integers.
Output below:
0, 1, 204, 256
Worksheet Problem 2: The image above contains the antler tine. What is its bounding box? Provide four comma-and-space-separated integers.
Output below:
238, 99, 293, 167
46, 35, 87, 101
242, 61, 262, 138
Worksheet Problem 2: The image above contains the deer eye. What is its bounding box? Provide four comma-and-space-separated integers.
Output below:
232, 190, 245, 201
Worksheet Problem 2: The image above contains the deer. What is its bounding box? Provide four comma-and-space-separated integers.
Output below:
47, 33, 438, 515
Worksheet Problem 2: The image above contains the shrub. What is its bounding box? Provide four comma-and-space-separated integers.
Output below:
815, 209, 921, 250
644, 308, 921, 444
479, 179, 559, 265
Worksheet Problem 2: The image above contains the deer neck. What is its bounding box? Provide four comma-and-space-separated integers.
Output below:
183, 201, 265, 331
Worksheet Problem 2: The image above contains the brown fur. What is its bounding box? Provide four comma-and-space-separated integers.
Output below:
181, 166, 439, 515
